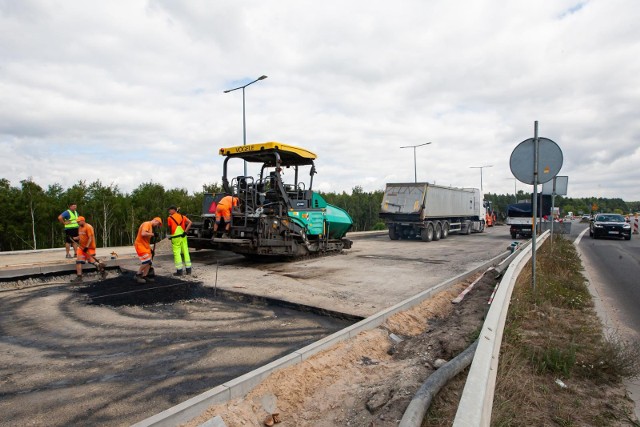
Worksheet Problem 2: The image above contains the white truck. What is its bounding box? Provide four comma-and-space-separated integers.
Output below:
379, 183, 487, 241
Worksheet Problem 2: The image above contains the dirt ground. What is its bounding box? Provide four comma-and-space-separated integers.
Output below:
183, 271, 496, 427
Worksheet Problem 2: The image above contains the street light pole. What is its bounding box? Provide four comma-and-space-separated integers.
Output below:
224, 75, 268, 176
469, 165, 493, 194
505, 177, 517, 203
400, 142, 432, 183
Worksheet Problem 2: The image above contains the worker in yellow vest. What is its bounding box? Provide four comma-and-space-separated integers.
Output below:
58, 203, 80, 259
167, 205, 193, 276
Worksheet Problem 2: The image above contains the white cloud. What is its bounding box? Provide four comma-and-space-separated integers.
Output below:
1, 0, 639, 201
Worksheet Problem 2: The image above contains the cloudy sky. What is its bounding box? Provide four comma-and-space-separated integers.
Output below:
1, 0, 639, 200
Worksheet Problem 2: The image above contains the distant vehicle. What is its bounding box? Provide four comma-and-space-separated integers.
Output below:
506, 203, 533, 239
589, 213, 631, 240
581, 214, 591, 221
379, 183, 486, 241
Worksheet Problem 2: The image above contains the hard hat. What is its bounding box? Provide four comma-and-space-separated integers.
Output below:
77, 216, 85, 222
153, 217, 162, 225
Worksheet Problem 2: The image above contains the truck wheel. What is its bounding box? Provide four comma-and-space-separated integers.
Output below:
441, 222, 449, 239
433, 222, 442, 241
463, 220, 472, 235
421, 223, 434, 242
389, 227, 399, 240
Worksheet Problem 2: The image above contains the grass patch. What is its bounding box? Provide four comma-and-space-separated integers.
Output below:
423, 235, 640, 427
492, 235, 640, 426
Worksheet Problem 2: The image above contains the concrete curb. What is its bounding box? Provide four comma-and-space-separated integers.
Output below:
347, 230, 387, 237
0, 259, 122, 281
453, 231, 550, 427
131, 250, 510, 427
0, 252, 178, 281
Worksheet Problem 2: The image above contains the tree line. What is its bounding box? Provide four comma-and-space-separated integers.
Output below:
0, 178, 222, 252
484, 190, 638, 219
0, 177, 637, 252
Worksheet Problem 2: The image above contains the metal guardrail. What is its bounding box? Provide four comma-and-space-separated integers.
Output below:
453, 230, 550, 426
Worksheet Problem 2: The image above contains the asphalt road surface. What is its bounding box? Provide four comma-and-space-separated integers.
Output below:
576, 222, 640, 340
0, 276, 353, 427
0, 226, 515, 426
574, 220, 640, 419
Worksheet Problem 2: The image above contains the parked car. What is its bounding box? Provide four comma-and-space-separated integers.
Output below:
589, 213, 632, 240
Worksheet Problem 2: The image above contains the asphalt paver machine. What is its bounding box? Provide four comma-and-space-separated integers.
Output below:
188, 142, 353, 257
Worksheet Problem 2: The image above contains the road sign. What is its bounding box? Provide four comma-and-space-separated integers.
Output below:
510, 137, 563, 185
542, 175, 568, 195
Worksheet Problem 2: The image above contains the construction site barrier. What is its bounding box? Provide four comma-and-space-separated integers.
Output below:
452, 230, 550, 427
633, 214, 639, 235
540, 221, 571, 234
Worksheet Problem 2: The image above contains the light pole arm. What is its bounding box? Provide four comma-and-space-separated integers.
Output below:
224, 75, 268, 93
400, 142, 432, 183
224, 75, 268, 177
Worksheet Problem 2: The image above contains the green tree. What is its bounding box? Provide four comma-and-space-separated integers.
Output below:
44, 183, 65, 249
86, 181, 123, 248
130, 182, 167, 241
20, 178, 47, 249
0, 179, 22, 250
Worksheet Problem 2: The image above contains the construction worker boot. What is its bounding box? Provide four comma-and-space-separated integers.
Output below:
135, 274, 147, 284
174, 269, 183, 277
94, 262, 107, 279
70, 275, 83, 284
186, 267, 192, 275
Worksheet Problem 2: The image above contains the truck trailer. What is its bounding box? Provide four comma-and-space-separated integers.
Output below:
379, 183, 487, 241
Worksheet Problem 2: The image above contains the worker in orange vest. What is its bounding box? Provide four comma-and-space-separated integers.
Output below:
70, 216, 106, 283
213, 195, 239, 238
167, 205, 192, 276
134, 217, 162, 284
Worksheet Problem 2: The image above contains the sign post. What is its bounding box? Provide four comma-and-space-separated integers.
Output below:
509, 122, 563, 293
542, 176, 569, 243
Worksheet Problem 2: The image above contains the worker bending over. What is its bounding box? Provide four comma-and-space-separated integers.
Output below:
167, 205, 192, 276
213, 195, 239, 238
134, 217, 162, 284
70, 216, 106, 283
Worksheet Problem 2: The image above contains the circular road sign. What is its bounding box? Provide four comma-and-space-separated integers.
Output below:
510, 137, 563, 185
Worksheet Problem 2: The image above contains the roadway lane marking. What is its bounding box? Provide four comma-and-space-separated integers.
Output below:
573, 227, 589, 245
